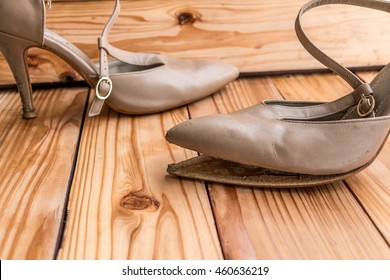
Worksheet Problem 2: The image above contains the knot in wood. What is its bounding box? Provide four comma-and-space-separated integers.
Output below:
176, 10, 200, 25
121, 192, 160, 212
26, 55, 39, 67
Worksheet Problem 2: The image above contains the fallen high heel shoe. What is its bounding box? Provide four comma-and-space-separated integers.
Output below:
166, 0, 390, 188
0, 0, 239, 118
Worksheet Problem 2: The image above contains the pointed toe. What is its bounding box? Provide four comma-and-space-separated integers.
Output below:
166, 113, 247, 160
166, 119, 202, 148
194, 60, 239, 94
166, 116, 218, 152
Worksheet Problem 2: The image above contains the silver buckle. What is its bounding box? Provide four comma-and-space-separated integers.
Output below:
95, 77, 113, 100
357, 94, 375, 117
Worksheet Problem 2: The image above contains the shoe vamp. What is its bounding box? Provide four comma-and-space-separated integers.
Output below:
106, 59, 237, 114
170, 108, 390, 175
106, 64, 212, 114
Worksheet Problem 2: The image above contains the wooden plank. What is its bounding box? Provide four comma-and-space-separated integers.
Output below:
185, 76, 390, 259
57, 100, 222, 259
0, 87, 88, 259
2, 0, 390, 85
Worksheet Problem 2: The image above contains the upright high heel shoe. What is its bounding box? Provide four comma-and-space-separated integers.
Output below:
166, 0, 390, 188
0, 0, 238, 118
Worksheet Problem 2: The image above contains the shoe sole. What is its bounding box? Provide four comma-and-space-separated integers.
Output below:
167, 155, 368, 188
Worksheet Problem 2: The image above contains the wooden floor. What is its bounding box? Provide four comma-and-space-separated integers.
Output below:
3, 0, 390, 85
0, 71, 389, 260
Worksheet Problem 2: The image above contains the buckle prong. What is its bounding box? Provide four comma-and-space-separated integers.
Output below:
357, 94, 375, 117
45, 1, 52, 9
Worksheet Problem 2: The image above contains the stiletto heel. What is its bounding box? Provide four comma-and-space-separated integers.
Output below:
0, 0, 238, 118
0, 34, 37, 118
166, 0, 390, 188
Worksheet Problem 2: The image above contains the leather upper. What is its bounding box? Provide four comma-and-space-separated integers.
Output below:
105, 55, 238, 114
0, 0, 45, 45
166, 102, 390, 175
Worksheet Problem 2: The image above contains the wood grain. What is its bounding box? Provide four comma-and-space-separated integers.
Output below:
185, 76, 390, 259
57, 98, 222, 260
2, 0, 390, 85
0, 87, 87, 259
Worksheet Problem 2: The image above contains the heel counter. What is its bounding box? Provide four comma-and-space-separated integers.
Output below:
0, 0, 45, 45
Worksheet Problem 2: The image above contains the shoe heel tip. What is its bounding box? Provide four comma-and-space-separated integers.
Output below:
23, 110, 38, 119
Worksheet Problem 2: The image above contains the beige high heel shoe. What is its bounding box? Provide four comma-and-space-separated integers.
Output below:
0, 0, 239, 118
166, 0, 390, 188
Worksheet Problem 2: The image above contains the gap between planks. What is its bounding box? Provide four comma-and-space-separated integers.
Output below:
0, 87, 88, 259
57, 94, 223, 259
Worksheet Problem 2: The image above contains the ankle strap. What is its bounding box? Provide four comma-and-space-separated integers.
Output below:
89, 0, 164, 116
98, 0, 120, 85
88, 0, 121, 116
296, 0, 390, 89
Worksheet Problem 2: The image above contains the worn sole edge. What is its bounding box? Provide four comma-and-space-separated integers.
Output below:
167, 155, 368, 188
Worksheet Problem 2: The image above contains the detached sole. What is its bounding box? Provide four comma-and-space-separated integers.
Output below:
167, 155, 366, 188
